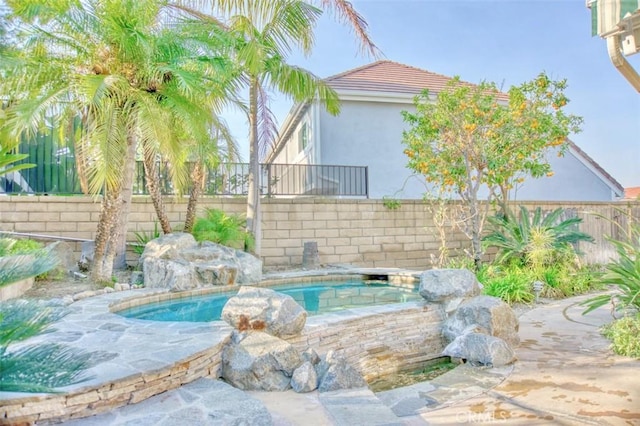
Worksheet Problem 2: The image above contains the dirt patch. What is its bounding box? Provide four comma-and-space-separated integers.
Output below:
21, 269, 134, 300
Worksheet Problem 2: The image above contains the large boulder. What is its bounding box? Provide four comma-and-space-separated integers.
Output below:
221, 331, 303, 391
139, 233, 262, 290
419, 269, 482, 308
442, 295, 520, 346
443, 332, 516, 367
222, 286, 307, 338
143, 257, 197, 291
316, 350, 367, 393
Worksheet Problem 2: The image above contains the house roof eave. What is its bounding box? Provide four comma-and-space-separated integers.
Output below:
265, 100, 311, 163
567, 140, 625, 197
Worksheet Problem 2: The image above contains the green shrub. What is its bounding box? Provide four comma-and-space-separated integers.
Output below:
9, 239, 44, 255
601, 314, 640, 359
481, 206, 599, 301
478, 264, 535, 304
483, 206, 593, 268
0, 238, 15, 257
539, 264, 604, 298
192, 208, 254, 251
0, 238, 46, 257
582, 219, 640, 315
133, 222, 162, 256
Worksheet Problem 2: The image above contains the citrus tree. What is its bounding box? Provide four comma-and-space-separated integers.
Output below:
402, 73, 583, 267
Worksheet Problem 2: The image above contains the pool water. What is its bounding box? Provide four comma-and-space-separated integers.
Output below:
117, 279, 421, 322
368, 357, 457, 392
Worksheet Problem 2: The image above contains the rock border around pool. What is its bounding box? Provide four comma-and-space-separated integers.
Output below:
0, 268, 519, 424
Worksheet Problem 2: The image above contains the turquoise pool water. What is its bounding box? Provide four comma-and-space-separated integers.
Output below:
117, 279, 421, 322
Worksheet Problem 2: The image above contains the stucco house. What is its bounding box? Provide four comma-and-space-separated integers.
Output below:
265, 60, 624, 201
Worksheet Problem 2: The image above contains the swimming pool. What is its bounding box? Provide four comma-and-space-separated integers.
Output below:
116, 279, 422, 322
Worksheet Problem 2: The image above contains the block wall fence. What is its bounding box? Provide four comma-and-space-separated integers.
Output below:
0, 195, 638, 269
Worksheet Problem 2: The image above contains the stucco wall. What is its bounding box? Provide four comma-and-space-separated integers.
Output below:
1, 196, 636, 269
512, 150, 614, 201
319, 100, 427, 199
315, 99, 617, 201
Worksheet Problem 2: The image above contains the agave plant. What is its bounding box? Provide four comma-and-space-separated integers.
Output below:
132, 222, 162, 256
582, 221, 640, 315
483, 206, 594, 268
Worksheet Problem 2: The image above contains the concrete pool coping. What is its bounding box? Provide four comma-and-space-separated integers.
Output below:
0, 267, 448, 424
111, 270, 420, 315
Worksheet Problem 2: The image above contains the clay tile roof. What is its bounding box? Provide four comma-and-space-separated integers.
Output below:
624, 186, 640, 200
325, 60, 509, 100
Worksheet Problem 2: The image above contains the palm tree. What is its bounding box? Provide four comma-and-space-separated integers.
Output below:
1, 0, 238, 281
183, 120, 240, 233
186, 0, 379, 256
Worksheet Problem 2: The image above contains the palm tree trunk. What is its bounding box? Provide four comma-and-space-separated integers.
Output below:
246, 77, 261, 256
184, 161, 205, 233
113, 163, 134, 270
143, 151, 172, 234
92, 190, 120, 282
91, 129, 139, 282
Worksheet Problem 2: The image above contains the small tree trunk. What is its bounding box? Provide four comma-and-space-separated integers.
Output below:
184, 161, 204, 233
91, 129, 140, 281
92, 190, 120, 282
498, 184, 510, 216
246, 77, 261, 256
143, 151, 172, 235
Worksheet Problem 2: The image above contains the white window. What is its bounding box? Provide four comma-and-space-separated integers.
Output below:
298, 123, 309, 153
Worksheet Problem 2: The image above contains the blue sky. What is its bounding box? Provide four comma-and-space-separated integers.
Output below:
222, 0, 640, 188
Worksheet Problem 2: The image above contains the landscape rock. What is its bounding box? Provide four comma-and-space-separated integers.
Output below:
442, 295, 520, 346
419, 269, 482, 303
140, 233, 262, 291
316, 350, 367, 393
291, 361, 318, 393
302, 347, 321, 365
143, 257, 196, 291
78, 240, 95, 272
73, 290, 98, 301
222, 286, 307, 338
129, 271, 144, 285
46, 241, 76, 276
141, 232, 198, 260
443, 332, 516, 367
114, 283, 130, 291
221, 331, 303, 391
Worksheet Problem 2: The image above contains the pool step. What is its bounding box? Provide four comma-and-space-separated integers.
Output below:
375, 363, 513, 417
249, 385, 411, 426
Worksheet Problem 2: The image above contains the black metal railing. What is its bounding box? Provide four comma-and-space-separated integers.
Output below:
4, 157, 369, 198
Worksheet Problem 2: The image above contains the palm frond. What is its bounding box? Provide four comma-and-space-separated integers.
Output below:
0, 252, 59, 288
256, 82, 279, 159
262, 0, 322, 54
264, 60, 340, 114
315, 0, 381, 58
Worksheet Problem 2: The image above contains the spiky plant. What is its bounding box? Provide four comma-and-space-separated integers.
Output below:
582, 221, 640, 315
0, 300, 94, 393
483, 205, 594, 267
